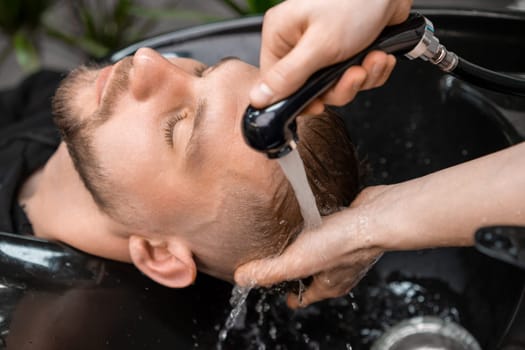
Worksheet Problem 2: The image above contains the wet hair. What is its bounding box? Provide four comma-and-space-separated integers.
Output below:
52, 66, 360, 267
224, 109, 362, 264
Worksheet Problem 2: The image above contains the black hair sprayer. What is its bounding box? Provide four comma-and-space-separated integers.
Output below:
242, 12, 525, 159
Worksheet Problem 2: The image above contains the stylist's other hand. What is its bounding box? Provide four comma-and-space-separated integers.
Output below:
250, 0, 412, 113
235, 186, 388, 308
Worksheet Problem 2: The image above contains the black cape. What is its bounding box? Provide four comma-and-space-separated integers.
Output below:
0, 70, 63, 235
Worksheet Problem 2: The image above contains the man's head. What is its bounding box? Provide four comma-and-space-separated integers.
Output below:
52, 48, 360, 287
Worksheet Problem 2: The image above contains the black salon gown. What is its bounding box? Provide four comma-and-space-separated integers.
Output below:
0, 70, 63, 235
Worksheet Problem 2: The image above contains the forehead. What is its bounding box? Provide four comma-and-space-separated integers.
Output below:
91, 54, 267, 192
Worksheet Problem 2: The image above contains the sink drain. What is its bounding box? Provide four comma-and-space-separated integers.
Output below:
372, 316, 481, 350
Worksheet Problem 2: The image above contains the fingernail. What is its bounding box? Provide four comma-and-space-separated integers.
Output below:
250, 82, 274, 106
236, 273, 248, 286
372, 63, 384, 77
235, 272, 256, 287
352, 80, 364, 92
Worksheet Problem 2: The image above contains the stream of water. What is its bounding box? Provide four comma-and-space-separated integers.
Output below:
277, 148, 322, 230
216, 285, 252, 350
217, 148, 323, 348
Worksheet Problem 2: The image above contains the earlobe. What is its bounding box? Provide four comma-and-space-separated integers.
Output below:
128, 235, 197, 288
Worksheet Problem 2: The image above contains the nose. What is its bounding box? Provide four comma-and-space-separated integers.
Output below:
130, 47, 193, 101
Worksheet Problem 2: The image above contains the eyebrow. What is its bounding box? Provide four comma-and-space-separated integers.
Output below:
184, 57, 240, 164
185, 98, 207, 161
207, 56, 241, 73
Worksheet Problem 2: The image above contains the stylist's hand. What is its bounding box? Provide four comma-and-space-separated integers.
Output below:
235, 186, 388, 308
250, 0, 413, 113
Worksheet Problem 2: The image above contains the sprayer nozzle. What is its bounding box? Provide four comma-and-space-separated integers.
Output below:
241, 104, 298, 159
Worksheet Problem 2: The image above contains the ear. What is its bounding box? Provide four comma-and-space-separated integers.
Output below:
128, 235, 197, 288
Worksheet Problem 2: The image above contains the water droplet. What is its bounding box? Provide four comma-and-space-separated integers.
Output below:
269, 325, 277, 340
351, 302, 359, 311
302, 333, 310, 344
218, 329, 228, 341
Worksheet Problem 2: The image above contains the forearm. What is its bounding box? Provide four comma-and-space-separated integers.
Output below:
376, 142, 525, 251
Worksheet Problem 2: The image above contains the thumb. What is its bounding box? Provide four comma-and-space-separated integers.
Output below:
234, 232, 325, 287
234, 254, 308, 288
249, 34, 328, 108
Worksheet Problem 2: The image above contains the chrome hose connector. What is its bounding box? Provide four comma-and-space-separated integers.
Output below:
405, 17, 458, 72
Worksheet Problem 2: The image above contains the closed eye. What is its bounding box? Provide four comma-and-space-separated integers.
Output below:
193, 56, 240, 77
164, 111, 187, 147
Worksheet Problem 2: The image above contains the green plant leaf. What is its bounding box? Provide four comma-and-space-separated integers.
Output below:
0, 0, 23, 33
12, 31, 40, 72
114, 0, 134, 26
74, 37, 110, 58
79, 5, 97, 39
0, 0, 55, 35
215, 0, 248, 15
45, 25, 109, 58
246, 0, 282, 14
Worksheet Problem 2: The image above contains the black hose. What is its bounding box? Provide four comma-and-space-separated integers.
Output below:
452, 57, 525, 97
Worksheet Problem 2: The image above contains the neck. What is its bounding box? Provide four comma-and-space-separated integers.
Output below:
19, 142, 131, 262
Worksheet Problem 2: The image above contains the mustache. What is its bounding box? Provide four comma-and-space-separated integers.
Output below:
52, 56, 134, 132
95, 56, 134, 124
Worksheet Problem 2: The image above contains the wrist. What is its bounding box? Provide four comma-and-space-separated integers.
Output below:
352, 182, 444, 253
347, 185, 397, 252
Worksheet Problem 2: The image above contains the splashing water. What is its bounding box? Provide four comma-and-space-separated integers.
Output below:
277, 149, 322, 230
217, 285, 252, 349
217, 149, 323, 348
204, 272, 464, 349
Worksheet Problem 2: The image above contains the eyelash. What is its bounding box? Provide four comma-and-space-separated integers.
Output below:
164, 111, 187, 147
162, 64, 205, 147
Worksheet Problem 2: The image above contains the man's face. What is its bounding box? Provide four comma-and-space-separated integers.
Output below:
62, 48, 285, 273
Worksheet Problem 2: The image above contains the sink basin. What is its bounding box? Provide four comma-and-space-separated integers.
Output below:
2, 7, 524, 350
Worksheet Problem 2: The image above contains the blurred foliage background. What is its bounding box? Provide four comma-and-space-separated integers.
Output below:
0, 0, 282, 74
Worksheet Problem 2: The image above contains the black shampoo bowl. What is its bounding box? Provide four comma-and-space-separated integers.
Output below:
1, 7, 525, 350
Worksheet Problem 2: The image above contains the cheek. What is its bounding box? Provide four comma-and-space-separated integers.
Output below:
92, 106, 174, 214
94, 117, 151, 178
93, 120, 209, 229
